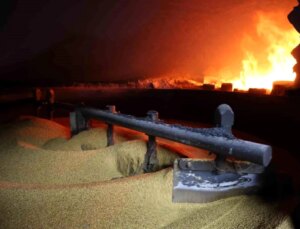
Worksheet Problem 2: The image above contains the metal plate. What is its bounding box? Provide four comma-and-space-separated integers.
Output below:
173, 159, 263, 203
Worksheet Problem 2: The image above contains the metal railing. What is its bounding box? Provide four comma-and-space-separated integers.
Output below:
70, 104, 272, 172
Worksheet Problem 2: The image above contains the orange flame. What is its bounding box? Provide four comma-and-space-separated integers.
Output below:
205, 12, 299, 92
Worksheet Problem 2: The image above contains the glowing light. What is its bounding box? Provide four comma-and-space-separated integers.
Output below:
205, 12, 299, 92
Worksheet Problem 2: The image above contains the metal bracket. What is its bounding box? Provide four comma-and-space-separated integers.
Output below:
143, 110, 159, 173
106, 105, 116, 146
213, 104, 237, 173
70, 110, 89, 136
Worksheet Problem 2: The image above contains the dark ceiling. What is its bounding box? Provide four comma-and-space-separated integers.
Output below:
0, 0, 296, 86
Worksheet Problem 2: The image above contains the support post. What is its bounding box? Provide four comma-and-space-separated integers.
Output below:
70, 110, 89, 136
46, 88, 55, 120
214, 104, 234, 134
106, 105, 116, 146
34, 88, 43, 117
214, 104, 235, 172
143, 110, 159, 172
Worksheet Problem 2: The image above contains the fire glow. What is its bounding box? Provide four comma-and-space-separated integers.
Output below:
204, 13, 299, 92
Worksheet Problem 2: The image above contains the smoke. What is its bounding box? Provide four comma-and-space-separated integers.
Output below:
0, 0, 296, 85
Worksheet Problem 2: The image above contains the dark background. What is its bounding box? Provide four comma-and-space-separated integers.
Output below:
0, 0, 296, 86
0, 0, 299, 158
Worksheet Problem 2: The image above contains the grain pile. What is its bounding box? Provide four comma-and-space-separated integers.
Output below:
0, 116, 293, 228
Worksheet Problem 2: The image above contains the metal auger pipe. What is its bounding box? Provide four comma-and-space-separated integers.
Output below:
76, 106, 272, 166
